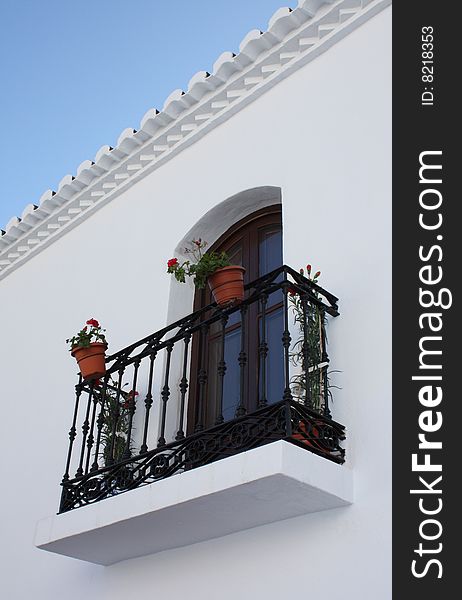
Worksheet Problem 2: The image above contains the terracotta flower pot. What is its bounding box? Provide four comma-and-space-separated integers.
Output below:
71, 342, 107, 381
291, 420, 320, 450
208, 265, 246, 306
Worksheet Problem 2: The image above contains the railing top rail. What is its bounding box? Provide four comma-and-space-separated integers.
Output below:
103, 265, 339, 373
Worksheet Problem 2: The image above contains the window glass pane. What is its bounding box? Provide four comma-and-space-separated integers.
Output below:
221, 328, 242, 421
259, 228, 282, 276
227, 242, 243, 267
260, 308, 284, 405
206, 327, 241, 423
206, 336, 220, 424
259, 227, 283, 305
225, 240, 243, 327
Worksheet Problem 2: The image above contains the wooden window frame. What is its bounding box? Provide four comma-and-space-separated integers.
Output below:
186, 205, 282, 433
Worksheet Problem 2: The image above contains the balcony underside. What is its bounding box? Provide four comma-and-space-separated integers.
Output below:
36, 439, 353, 566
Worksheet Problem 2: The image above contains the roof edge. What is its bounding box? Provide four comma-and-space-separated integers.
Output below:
0, 0, 391, 282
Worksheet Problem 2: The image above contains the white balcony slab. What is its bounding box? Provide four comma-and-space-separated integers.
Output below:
35, 441, 353, 566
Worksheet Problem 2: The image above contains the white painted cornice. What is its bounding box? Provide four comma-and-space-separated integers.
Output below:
0, 0, 391, 281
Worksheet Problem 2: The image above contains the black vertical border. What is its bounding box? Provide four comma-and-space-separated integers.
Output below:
393, 2, 458, 596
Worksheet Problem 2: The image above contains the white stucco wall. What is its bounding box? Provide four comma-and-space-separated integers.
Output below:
0, 7, 391, 600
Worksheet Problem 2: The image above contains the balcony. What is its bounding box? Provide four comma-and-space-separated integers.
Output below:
36, 266, 352, 564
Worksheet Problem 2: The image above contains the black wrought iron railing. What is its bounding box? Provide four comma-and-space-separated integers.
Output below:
60, 266, 345, 513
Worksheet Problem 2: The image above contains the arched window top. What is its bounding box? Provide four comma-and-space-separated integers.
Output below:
166, 186, 282, 328
175, 186, 281, 257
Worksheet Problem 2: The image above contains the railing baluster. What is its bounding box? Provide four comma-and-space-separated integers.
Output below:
215, 314, 228, 424
76, 381, 94, 477
62, 376, 82, 482
282, 282, 293, 402
84, 386, 99, 474
107, 369, 124, 465
91, 374, 109, 472
140, 351, 156, 454
158, 343, 173, 447
236, 304, 247, 417
301, 293, 313, 409
258, 293, 268, 408
123, 359, 140, 459
176, 334, 191, 440
195, 324, 209, 432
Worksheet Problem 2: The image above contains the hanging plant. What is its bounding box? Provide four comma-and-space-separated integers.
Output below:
94, 378, 138, 465
289, 265, 329, 412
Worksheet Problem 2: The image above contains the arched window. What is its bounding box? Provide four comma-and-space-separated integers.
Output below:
187, 205, 284, 432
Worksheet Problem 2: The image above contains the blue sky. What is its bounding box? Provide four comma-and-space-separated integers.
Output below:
0, 0, 290, 229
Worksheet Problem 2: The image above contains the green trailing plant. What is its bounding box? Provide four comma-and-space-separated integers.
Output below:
289, 265, 328, 412
94, 379, 138, 464
167, 239, 231, 289
66, 318, 107, 350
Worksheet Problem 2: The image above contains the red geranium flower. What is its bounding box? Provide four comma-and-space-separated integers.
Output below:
123, 390, 139, 409
314, 271, 321, 278
288, 287, 297, 296
86, 318, 100, 328
167, 258, 178, 268
306, 264, 312, 274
